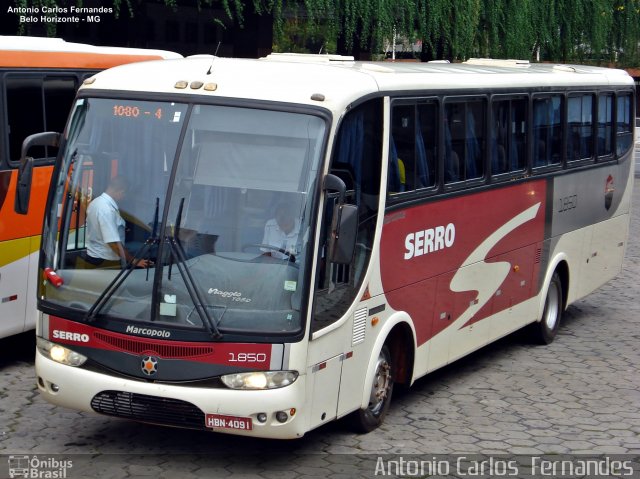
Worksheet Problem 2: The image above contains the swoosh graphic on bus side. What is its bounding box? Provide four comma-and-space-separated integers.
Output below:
0, 236, 41, 268
449, 202, 541, 330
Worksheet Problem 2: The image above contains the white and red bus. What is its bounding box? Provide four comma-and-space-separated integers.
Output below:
19, 54, 634, 438
0, 36, 180, 339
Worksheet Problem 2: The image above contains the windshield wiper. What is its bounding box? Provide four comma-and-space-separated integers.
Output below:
163, 198, 222, 339
84, 198, 222, 339
84, 199, 161, 323
146, 197, 160, 282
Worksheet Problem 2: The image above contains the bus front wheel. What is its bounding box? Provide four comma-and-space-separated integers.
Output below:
531, 271, 563, 344
350, 344, 394, 433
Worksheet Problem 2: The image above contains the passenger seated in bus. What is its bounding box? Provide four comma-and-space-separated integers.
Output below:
388, 137, 406, 193
398, 158, 406, 190
390, 157, 406, 193
261, 203, 300, 261
84, 176, 150, 268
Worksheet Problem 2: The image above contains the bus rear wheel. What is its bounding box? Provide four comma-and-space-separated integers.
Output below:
350, 344, 393, 433
531, 271, 563, 344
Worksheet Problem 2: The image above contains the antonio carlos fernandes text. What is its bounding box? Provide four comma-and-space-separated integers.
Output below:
374, 456, 635, 477
8, 6, 113, 14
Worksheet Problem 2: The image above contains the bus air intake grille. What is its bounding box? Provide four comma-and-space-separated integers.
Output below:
91, 390, 207, 430
535, 248, 542, 264
352, 308, 367, 345
94, 332, 214, 358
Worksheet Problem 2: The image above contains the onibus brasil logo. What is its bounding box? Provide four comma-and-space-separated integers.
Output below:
8, 455, 72, 478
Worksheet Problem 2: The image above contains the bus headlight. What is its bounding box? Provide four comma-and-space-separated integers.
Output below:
221, 371, 298, 390
37, 338, 87, 367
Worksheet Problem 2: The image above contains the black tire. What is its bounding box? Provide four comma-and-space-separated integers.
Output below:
531, 271, 563, 344
350, 344, 394, 433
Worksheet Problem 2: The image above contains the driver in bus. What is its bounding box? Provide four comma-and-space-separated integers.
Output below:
261, 202, 300, 262
84, 176, 150, 268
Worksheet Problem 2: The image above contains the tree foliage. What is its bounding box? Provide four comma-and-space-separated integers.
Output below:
283, 0, 640, 66
8, 0, 640, 66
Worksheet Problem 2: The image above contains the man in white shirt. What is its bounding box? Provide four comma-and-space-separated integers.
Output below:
85, 176, 149, 268
261, 203, 300, 261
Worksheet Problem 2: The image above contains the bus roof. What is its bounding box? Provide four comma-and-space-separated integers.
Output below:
79, 53, 634, 113
0, 36, 182, 69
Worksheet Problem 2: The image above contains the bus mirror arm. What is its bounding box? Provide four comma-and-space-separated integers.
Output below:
20, 131, 60, 160
14, 132, 61, 215
323, 173, 346, 203
323, 174, 358, 265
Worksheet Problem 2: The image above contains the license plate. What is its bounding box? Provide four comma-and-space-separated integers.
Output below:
205, 413, 253, 431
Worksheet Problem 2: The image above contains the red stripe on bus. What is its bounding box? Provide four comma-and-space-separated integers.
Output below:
48, 316, 272, 369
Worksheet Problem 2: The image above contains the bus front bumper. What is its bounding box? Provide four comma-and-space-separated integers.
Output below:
35, 349, 308, 439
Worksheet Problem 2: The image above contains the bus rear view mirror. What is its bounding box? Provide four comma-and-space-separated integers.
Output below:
328, 203, 358, 264
14, 132, 60, 215
14, 157, 34, 215
323, 173, 358, 264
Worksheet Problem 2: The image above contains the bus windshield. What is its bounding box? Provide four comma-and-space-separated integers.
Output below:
42, 97, 326, 337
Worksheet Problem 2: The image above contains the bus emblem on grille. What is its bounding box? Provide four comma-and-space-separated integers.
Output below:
141, 356, 158, 376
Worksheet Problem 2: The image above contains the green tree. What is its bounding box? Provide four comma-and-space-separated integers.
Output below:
8, 0, 640, 66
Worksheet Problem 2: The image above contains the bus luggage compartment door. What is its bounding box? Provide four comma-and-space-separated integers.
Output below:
307, 354, 342, 430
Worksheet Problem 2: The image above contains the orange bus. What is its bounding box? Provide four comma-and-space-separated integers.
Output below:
0, 36, 180, 339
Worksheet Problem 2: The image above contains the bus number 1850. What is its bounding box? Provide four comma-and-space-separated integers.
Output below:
228, 352, 267, 363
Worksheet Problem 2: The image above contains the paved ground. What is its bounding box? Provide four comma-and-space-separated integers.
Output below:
1, 178, 639, 478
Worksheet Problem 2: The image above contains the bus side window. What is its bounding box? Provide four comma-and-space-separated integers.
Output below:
388, 100, 438, 195
567, 94, 594, 163
389, 104, 413, 193
597, 94, 614, 158
616, 93, 633, 157
416, 101, 437, 189
491, 97, 527, 176
533, 95, 563, 169
6, 77, 46, 162
444, 112, 458, 182
313, 99, 383, 331
491, 101, 509, 175
510, 98, 527, 171
44, 77, 77, 141
6, 75, 77, 166
445, 99, 485, 183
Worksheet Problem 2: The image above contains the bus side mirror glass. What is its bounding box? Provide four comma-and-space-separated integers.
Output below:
14, 157, 34, 215
328, 203, 358, 264
323, 173, 358, 264
14, 132, 61, 215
